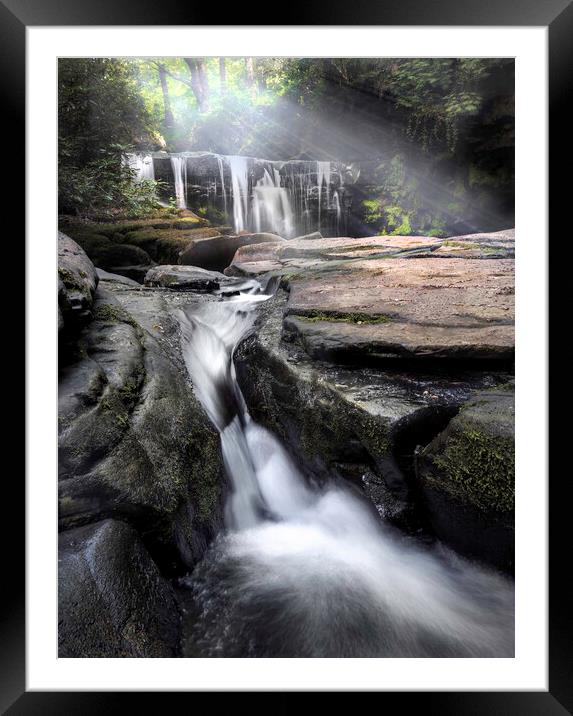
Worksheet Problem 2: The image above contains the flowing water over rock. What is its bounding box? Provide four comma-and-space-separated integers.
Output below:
177, 280, 514, 658
145, 151, 350, 237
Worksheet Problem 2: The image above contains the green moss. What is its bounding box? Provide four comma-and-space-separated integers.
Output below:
115, 413, 129, 428
186, 420, 222, 522
431, 427, 514, 512
442, 240, 481, 250
58, 267, 87, 294
294, 310, 391, 325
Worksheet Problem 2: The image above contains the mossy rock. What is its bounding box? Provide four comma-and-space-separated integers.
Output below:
70, 233, 112, 259
420, 389, 514, 513
122, 227, 222, 263
94, 243, 152, 269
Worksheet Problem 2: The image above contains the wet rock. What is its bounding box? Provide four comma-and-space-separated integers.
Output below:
144, 264, 245, 292
58, 520, 180, 657
58, 232, 98, 329
96, 268, 141, 286
58, 281, 225, 570
180, 232, 285, 272
417, 387, 515, 572
235, 291, 511, 533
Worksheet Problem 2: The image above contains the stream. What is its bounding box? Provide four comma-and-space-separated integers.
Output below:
177, 278, 515, 658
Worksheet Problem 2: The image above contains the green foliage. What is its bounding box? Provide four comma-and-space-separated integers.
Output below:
59, 152, 163, 218
59, 58, 162, 217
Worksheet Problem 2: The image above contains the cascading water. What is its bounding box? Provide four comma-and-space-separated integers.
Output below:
216, 155, 227, 215
252, 167, 295, 238
227, 155, 250, 233
171, 155, 188, 209
153, 152, 347, 237
177, 282, 514, 658
316, 160, 331, 229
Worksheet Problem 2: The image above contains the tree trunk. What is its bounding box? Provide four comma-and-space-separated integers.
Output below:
245, 57, 255, 87
184, 57, 210, 112
219, 57, 226, 93
157, 63, 175, 129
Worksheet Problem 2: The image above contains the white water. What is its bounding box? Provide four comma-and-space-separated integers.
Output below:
177, 284, 514, 658
252, 168, 295, 238
316, 160, 332, 230
161, 153, 344, 237
125, 153, 155, 182
170, 156, 188, 209
216, 155, 227, 215
227, 155, 250, 233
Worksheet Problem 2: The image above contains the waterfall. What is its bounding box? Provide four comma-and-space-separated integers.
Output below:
170, 156, 188, 209
177, 283, 514, 658
125, 153, 154, 182
252, 167, 295, 238
316, 160, 331, 228
333, 190, 342, 235
227, 155, 250, 233
216, 155, 227, 214
144, 152, 347, 236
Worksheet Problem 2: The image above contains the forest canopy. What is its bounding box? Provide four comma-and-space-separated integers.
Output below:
58, 56, 514, 234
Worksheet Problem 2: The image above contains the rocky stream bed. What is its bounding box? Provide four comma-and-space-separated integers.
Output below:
58, 219, 515, 657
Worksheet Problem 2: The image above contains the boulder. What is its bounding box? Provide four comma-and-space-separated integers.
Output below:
180, 233, 285, 272
96, 268, 141, 287
58, 232, 99, 330
144, 265, 244, 292
122, 227, 223, 263
58, 520, 180, 657
59, 281, 225, 569
417, 388, 515, 572
95, 243, 152, 269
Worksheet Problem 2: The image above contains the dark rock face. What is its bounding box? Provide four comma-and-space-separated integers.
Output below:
58, 232, 98, 330
58, 281, 225, 571
417, 388, 515, 572
179, 233, 284, 272
58, 520, 180, 657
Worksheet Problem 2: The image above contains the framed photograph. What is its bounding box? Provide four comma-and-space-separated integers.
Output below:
7, 0, 569, 710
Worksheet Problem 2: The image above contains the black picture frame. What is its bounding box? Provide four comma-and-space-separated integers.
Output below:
7, 0, 570, 711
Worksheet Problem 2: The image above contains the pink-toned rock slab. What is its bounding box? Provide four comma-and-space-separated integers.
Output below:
284, 257, 514, 360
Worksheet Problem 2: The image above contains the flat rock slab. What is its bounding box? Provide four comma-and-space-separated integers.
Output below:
226, 235, 441, 276
432, 229, 515, 259
284, 257, 514, 361
225, 229, 515, 277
